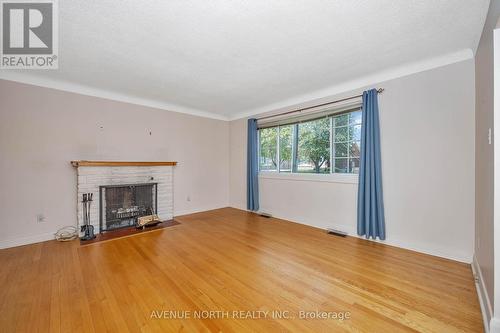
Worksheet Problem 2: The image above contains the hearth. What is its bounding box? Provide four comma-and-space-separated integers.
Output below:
99, 183, 158, 232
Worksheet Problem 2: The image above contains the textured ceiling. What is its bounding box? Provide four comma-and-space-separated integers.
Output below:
3, 0, 490, 119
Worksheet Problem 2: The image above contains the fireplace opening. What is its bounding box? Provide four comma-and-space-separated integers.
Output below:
99, 183, 158, 232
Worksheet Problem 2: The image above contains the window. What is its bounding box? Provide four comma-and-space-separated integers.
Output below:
297, 118, 330, 173
332, 110, 361, 174
279, 125, 293, 172
258, 108, 362, 175
259, 127, 278, 171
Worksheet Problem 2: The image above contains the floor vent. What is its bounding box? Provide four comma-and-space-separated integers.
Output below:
327, 228, 348, 237
258, 212, 273, 218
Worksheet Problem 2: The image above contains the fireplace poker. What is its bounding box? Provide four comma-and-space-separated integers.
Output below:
80, 192, 96, 241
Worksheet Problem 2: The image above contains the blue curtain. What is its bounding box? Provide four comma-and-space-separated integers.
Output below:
247, 118, 259, 211
357, 89, 385, 240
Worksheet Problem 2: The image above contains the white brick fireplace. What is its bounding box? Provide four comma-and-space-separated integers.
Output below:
72, 161, 176, 233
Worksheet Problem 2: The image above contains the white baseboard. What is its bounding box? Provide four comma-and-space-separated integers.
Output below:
174, 205, 229, 217
472, 254, 493, 333
371, 234, 472, 263
244, 206, 472, 263
0, 206, 229, 250
325, 221, 471, 263
0, 232, 56, 250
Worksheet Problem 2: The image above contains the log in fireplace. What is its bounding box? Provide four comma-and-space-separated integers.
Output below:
99, 183, 158, 232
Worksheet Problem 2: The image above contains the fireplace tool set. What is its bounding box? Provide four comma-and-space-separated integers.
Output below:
81, 193, 96, 240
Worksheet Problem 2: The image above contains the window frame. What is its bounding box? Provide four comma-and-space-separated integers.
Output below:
257, 107, 361, 184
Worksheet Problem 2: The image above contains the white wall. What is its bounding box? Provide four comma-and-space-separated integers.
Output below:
492, 26, 500, 333
475, 0, 500, 328
230, 59, 475, 263
0, 80, 229, 248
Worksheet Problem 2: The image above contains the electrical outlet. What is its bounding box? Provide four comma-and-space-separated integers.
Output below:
37, 214, 46, 223
187, 195, 191, 202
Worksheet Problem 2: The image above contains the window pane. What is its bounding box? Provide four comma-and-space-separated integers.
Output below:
350, 158, 360, 174
279, 125, 293, 172
259, 127, 277, 171
332, 109, 362, 174
334, 158, 348, 173
333, 126, 348, 142
350, 141, 361, 157
349, 110, 362, 125
333, 114, 348, 127
334, 142, 348, 157
349, 124, 361, 141
297, 118, 330, 173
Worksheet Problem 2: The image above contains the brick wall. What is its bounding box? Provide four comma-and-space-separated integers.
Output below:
76, 166, 173, 233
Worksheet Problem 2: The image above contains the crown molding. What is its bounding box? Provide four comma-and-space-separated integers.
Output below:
229, 48, 474, 121
0, 72, 229, 121
1, 48, 473, 123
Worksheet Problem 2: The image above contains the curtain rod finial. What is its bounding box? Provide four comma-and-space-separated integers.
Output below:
377, 88, 385, 93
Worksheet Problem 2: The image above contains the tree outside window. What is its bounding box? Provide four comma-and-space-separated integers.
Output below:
259, 127, 277, 171
297, 118, 330, 173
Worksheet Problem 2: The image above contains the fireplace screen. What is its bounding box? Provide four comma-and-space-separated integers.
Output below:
99, 183, 157, 232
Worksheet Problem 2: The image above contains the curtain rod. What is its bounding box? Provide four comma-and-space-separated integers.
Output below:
256, 88, 384, 121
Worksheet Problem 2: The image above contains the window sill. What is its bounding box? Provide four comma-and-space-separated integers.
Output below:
258, 172, 359, 184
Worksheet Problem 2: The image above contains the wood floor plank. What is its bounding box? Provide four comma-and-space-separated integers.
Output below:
0, 208, 483, 332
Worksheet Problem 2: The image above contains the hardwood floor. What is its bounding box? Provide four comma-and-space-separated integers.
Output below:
0, 208, 483, 332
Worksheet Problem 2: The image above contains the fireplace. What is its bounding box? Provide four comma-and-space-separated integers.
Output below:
99, 183, 158, 232
73, 162, 175, 234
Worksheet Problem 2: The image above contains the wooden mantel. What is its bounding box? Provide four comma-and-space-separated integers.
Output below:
71, 161, 177, 167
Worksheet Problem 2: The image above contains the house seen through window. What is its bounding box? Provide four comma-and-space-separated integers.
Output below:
258, 109, 362, 174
